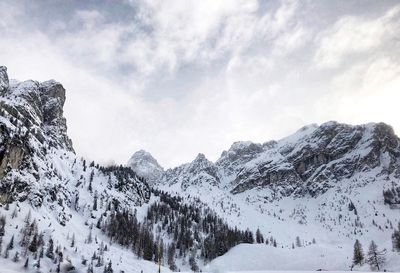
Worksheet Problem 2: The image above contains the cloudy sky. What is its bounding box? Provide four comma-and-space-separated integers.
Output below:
0, 0, 399, 168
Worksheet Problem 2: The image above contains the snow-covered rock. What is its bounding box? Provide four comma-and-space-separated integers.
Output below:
0, 66, 152, 273
146, 121, 400, 199
127, 149, 164, 185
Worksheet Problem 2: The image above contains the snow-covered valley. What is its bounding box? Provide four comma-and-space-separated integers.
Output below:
0, 66, 399, 273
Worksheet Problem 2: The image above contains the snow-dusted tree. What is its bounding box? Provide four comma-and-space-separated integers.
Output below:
12, 251, 20, 262
29, 233, 38, 253
4, 247, 9, 258
46, 238, 54, 259
367, 240, 386, 271
11, 206, 18, 219
93, 193, 98, 211
352, 239, 364, 266
189, 249, 199, 272
39, 246, 44, 258
167, 243, 177, 271
71, 233, 75, 248
392, 222, 400, 252
24, 210, 31, 223
256, 228, 264, 244
296, 236, 302, 247
0, 215, 6, 236
24, 257, 29, 268
7, 235, 14, 250
87, 263, 94, 273
86, 229, 93, 244
104, 260, 113, 273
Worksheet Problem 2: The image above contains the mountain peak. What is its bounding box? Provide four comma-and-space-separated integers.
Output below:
127, 149, 164, 185
194, 153, 207, 161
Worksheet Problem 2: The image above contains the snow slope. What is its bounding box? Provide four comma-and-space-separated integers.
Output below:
130, 122, 400, 271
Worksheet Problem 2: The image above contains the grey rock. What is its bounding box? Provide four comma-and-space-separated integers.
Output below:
0, 66, 9, 93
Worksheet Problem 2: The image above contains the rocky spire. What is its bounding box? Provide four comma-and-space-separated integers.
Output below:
0, 66, 9, 93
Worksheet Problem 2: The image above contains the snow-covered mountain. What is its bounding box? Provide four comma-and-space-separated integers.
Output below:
0, 66, 165, 273
0, 66, 266, 273
139, 121, 399, 197
127, 150, 164, 185
129, 121, 400, 272
0, 65, 399, 272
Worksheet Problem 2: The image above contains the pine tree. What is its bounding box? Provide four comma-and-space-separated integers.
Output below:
392, 222, 400, 252
87, 263, 94, 273
104, 260, 113, 273
167, 243, 177, 271
11, 207, 18, 219
29, 233, 38, 253
367, 240, 386, 271
256, 228, 264, 244
189, 249, 199, 272
12, 251, 20, 262
93, 193, 98, 211
46, 238, 54, 259
71, 233, 75, 248
296, 236, 302, 247
352, 239, 364, 266
24, 257, 29, 268
7, 235, 14, 250
0, 215, 6, 236
39, 246, 44, 258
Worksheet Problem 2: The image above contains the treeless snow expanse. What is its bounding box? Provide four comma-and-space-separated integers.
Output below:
204, 244, 400, 272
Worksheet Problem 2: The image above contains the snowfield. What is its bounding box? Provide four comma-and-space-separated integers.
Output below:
205, 244, 400, 272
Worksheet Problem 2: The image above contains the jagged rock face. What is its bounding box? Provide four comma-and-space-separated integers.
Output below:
0, 67, 150, 217
230, 122, 400, 196
216, 141, 265, 184
0, 66, 9, 93
127, 149, 164, 185
0, 73, 74, 180
137, 122, 400, 198
164, 153, 220, 190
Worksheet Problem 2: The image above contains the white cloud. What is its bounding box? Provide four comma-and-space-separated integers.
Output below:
0, 0, 399, 168
314, 5, 400, 68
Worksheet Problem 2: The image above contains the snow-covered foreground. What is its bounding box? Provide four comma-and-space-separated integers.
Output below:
205, 244, 400, 272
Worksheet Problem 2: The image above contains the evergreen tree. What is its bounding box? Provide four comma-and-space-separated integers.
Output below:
189, 249, 199, 272
24, 257, 29, 268
93, 193, 98, 211
39, 246, 44, 258
104, 260, 113, 273
392, 222, 400, 252
7, 235, 14, 250
0, 215, 6, 236
71, 233, 75, 248
352, 239, 364, 266
167, 243, 177, 271
29, 233, 38, 253
367, 240, 386, 271
12, 251, 20, 262
296, 236, 302, 247
255, 228, 264, 244
46, 238, 54, 259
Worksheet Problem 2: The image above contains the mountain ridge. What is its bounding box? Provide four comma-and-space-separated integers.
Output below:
128, 121, 400, 198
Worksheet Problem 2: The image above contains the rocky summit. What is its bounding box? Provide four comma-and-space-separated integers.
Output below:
130, 121, 400, 199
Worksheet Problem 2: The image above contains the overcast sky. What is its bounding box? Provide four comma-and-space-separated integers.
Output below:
0, 0, 399, 168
